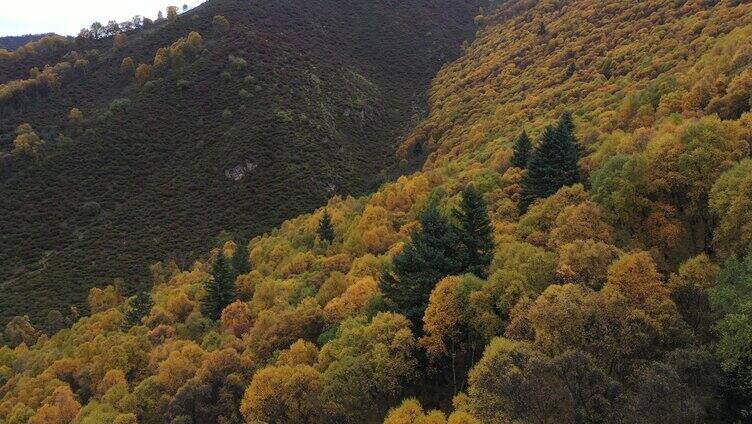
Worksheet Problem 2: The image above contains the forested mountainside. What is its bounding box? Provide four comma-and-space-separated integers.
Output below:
0, 0, 482, 324
3, 0, 752, 423
0, 34, 58, 51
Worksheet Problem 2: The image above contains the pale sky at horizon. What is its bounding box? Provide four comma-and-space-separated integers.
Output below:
0, 0, 206, 37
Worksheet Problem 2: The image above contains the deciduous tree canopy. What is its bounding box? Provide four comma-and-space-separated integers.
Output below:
2, 0, 752, 422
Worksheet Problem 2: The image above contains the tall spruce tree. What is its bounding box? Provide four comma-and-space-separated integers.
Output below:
318, 209, 335, 244
455, 186, 495, 278
232, 238, 251, 276
601, 59, 614, 80
564, 62, 577, 80
202, 252, 236, 321
122, 291, 153, 329
537, 21, 547, 36
557, 111, 583, 168
380, 201, 464, 326
519, 112, 581, 212
511, 131, 532, 168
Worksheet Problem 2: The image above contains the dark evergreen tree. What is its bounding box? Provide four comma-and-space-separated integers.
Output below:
556, 111, 582, 160
519, 112, 581, 213
122, 291, 153, 329
511, 131, 532, 169
202, 252, 236, 321
601, 58, 614, 80
232, 239, 251, 276
564, 62, 577, 80
379, 201, 464, 326
537, 21, 547, 36
318, 209, 335, 244
455, 186, 495, 278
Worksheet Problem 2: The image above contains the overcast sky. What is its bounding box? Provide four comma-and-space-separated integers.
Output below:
0, 0, 206, 37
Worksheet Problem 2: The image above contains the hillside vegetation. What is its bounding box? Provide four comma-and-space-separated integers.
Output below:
3, 0, 752, 423
0, 0, 481, 324
0, 34, 58, 52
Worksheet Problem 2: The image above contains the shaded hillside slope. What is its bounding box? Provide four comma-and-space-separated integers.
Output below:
0, 0, 481, 323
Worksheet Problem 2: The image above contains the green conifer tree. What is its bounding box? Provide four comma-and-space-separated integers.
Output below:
564, 62, 577, 80
511, 131, 532, 169
232, 239, 251, 276
202, 252, 236, 321
519, 112, 581, 213
380, 201, 463, 326
537, 21, 547, 36
455, 186, 495, 278
122, 291, 153, 329
318, 209, 335, 244
557, 111, 583, 164
601, 58, 614, 80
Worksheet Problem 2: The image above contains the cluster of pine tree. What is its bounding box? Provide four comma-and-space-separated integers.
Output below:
202, 239, 251, 321
517, 112, 582, 212
380, 186, 494, 326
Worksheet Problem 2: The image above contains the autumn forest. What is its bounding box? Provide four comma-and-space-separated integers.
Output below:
2, 0, 752, 422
